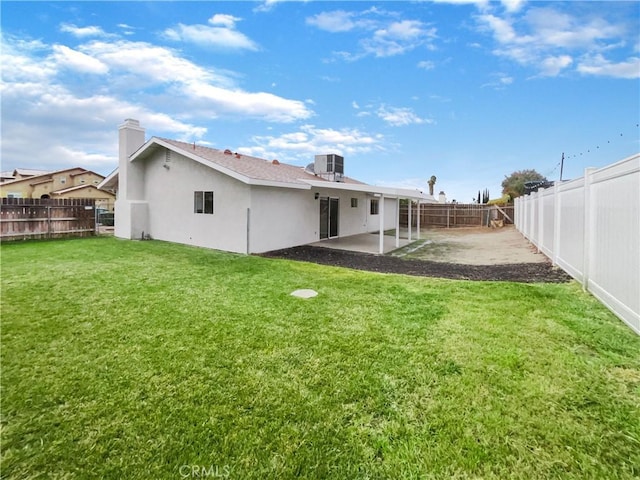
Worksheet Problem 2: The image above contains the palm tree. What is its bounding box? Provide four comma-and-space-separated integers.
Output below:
428, 175, 437, 196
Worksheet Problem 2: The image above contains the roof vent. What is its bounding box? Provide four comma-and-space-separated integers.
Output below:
304, 163, 316, 175
272, 159, 280, 165
235, 153, 241, 158
224, 149, 232, 155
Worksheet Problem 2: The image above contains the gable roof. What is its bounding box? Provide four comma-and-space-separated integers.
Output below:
102, 136, 430, 200
137, 137, 365, 188
0, 167, 92, 187
1, 168, 52, 183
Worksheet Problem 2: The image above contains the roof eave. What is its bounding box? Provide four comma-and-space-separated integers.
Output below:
300, 179, 428, 199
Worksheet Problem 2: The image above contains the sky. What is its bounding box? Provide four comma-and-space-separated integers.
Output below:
1, 0, 639, 202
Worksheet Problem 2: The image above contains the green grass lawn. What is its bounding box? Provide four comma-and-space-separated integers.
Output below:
2, 237, 639, 479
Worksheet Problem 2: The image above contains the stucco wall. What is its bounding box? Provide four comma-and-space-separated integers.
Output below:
364, 196, 399, 233
248, 186, 317, 253
141, 150, 250, 253
247, 187, 397, 253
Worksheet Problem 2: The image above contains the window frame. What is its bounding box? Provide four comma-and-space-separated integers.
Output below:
370, 198, 379, 215
194, 191, 214, 214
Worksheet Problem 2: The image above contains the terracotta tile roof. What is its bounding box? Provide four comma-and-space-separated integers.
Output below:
159, 138, 365, 186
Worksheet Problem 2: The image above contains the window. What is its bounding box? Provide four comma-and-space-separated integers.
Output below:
370, 198, 379, 215
194, 191, 214, 214
351, 198, 358, 208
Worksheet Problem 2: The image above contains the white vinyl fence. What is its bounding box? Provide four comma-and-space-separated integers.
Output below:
515, 153, 640, 335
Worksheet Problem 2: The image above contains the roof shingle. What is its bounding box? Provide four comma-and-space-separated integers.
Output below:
159, 138, 364, 186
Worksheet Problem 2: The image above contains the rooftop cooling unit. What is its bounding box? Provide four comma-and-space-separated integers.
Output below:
314, 154, 344, 181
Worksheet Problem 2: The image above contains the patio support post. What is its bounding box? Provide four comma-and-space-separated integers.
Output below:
379, 194, 385, 254
408, 199, 412, 242
395, 198, 400, 248
416, 200, 421, 239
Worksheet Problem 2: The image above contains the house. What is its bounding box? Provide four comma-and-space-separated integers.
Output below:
0, 168, 116, 210
0, 168, 52, 183
100, 119, 434, 254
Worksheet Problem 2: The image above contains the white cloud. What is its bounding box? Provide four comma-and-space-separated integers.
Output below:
253, 0, 288, 13
307, 9, 437, 59
377, 106, 431, 127
577, 54, 640, 79
239, 125, 385, 163
209, 14, 240, 28
481, 73, 514, 89
476, 6, 634, 78
0, 34, 314, 173
52, 45, 109, 75
164, 15, 259, 51
364, 20, 437, 57
539, 55, 573, 76
501, 0, 526, 13
0, 37, 56, 83
418, 60, 435, 70
306, 11, 357, 32
182, 83, 312, 122
73, 39, 312, 121
59, 23, 107, 38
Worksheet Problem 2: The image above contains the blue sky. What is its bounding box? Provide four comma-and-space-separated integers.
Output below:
2, 1, 638, 202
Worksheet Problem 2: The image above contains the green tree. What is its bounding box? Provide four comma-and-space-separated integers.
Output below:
501, 169, 547, 199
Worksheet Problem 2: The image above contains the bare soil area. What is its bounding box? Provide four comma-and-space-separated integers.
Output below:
393, 226, 547, 265
262, 226, 571, 283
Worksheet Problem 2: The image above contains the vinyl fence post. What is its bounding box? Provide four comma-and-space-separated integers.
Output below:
582, 167, 596, 291
537, 187, 544, 254
552, 182, 560, 266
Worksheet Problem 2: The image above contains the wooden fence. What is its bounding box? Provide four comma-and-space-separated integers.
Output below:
1, 198, 97, 241
400, 203, 514, 228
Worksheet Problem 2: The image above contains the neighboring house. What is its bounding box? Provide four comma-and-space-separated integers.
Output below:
0, 167, 116, 210
100, 119, 434, 254
0, 168, 51, 183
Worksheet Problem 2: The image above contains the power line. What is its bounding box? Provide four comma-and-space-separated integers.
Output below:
564, 122, 639, 160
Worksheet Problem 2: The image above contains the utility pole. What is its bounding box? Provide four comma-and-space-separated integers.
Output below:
560, 152, 564, 182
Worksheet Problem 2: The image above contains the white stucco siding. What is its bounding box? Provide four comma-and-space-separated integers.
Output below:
142, 150, 250, 253
383, 197, 398, 230
248, 187, 387, 253
248, 186, 317, 253
323, 190, 369, 237
365, 196, 398, 232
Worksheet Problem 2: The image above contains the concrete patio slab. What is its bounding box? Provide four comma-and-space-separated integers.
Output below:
309, 232, 413, 254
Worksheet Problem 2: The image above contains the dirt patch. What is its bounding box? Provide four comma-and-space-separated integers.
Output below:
261, 226, 572, 283
393, 226, 546, 265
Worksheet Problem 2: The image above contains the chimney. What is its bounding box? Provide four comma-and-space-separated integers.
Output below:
118, 119, 145, 201
438, 191, 447, 204
115, 119, 148, 239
